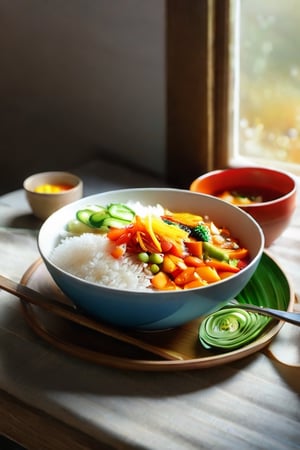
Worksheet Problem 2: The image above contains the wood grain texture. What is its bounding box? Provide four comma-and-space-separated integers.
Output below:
16, 257, 292, 372
0, 391, 113, 450
166, 0, 231, 187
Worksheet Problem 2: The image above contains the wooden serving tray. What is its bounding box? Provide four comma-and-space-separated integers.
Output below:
19, 257, 293, 371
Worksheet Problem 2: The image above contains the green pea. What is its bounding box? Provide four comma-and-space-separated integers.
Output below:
150, 264, 160, 274
138, 252, 150, 263
149, 253, 164, 264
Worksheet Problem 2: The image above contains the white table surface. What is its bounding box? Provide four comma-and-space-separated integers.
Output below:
0, 160, 299, 450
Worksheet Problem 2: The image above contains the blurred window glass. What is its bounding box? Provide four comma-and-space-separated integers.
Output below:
229, 0, 300, 175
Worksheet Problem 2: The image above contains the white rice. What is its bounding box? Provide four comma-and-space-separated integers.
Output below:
49, 202, 165, 290
125, 201, 164, 218
50, 233, 152, 290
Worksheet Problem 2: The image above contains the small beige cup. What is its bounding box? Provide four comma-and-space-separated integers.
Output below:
24, 171, 83, 220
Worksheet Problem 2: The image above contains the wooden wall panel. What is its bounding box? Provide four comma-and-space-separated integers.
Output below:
166, 0, 231, 187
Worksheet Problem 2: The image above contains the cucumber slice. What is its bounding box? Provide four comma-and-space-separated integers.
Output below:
67, 219, 94, 234
102, 217, 131, 229
107, 203, 135, 222
75, 203, 134, 231
85, 204, 107, 213
89, 211, 110, 227
76, 209, 95, 225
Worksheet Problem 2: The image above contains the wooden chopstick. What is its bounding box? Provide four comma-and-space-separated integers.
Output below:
0, 274, 185, 361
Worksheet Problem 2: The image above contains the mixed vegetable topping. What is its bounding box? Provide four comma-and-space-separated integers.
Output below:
67, 202, 250, 291
217, 190, 263, 205
65, 201, 270, 351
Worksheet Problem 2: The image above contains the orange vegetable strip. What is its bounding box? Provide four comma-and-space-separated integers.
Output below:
143, 215, 162, 252
224, 248, 249, 260
115, 233, 134, 246
184, 255, 205, 267
107, 227, 128, 241
205, 259, 240, 273
136, 231, 148, 252
162, 212, 203, 227
150, 216, 188, 257
136, 233, 162, 254
152, 216, 189, 241
107, 224, 136, 242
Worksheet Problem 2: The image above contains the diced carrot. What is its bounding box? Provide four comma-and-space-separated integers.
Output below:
184, 255, 205, 267
171, 268, 183, 279
205, 259, 240, 273
174, 267, 199, 286
162, 254, 177, 273
195, 266, 221, 283
219, 271, 235, 279
160, 239, 173, 253
168, 241, 186, 258
185, 240, 203, 258
151, 271, 178, 290
151, 271, 169, 289
237, 259, 248, 270
107, 227, 128, 241
168, 254, 187, 270
183, 278, 208, 289
110, 245, 126, 259
115, 233, 134, 245
107, 224, 136, 244
225, 248, 249, 260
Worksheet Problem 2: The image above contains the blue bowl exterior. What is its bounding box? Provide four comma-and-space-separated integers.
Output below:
38, 188, 264, 330
44, 258, 260, 330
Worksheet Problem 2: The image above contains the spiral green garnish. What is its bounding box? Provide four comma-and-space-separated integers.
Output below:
199, 307, 271, 351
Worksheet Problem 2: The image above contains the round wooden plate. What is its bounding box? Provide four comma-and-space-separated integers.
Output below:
20, 253, 294, 371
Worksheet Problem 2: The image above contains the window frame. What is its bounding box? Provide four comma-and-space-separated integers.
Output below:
166, 0, 230, 187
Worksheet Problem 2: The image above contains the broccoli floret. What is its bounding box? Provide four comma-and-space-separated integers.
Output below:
190, 223, 211, 242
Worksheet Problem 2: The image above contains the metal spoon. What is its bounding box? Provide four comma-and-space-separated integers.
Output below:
222, 301, 300, 326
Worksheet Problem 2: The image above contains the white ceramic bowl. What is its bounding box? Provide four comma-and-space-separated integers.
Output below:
38, 188, 264, 330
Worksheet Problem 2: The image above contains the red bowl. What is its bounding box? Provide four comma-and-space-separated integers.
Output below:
190, 167, 297, 247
